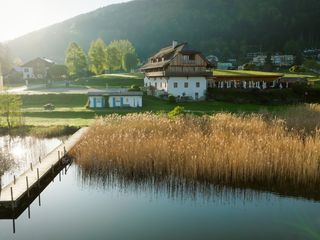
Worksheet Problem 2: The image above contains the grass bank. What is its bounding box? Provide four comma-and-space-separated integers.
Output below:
0, 125, 79, 138
71, 104, 320, 199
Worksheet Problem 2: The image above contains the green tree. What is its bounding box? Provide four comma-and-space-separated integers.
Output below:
108, 40, 137, 70
105, 46, 120, 73
0, 94, 23, 128
47, 64, 69, 80
65, 42, 87, 77
122, 52, 138, 72
88, 38, 107, 75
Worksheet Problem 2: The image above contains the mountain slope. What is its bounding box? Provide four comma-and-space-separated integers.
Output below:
8, 0, 320, 63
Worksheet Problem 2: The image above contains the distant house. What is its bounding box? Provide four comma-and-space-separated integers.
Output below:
252, 54, 295, 67
141, 41, 213, 101
14, 57, 55, 80
88, 90, 143, 108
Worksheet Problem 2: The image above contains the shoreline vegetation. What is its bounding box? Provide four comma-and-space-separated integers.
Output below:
0, 125, 79, 138
71, 104, 320, 200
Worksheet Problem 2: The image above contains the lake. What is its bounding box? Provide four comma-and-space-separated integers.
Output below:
0, 137, 320, 239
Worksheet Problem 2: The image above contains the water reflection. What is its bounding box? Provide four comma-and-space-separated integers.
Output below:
76, 166, 286, 204
0, 136, 63, 188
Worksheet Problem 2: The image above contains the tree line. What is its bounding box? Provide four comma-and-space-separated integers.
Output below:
65, 39, 139, 77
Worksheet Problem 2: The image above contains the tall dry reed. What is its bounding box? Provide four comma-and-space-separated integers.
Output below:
70, 104, 320, 198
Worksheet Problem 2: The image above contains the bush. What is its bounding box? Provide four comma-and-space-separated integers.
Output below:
168, 95, 176, 103
168, 106, 185, 118
128, 84, 141, 92
289, 65, 306, 73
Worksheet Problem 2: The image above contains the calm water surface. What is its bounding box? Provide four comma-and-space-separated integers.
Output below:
0, 138, 320, 239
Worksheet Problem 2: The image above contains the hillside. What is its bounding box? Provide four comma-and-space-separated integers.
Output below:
7, 0, 320, 63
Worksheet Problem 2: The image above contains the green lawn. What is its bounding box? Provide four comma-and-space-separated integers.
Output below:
20, 93, 288, 127
214, 70, 283, 77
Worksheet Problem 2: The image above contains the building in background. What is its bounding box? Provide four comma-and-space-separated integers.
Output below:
141, 41, 213, 100
88, 90, 143, 108
252, 54, 295, 67
11, 57, 55, 80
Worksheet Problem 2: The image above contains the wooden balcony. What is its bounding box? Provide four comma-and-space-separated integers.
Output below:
145, 70, 212, 78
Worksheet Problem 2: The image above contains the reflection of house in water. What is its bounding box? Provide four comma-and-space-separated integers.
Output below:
88, 89, 143, 108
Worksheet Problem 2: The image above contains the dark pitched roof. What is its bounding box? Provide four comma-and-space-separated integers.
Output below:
22, 57, 55, 67
141, 42, 212, 71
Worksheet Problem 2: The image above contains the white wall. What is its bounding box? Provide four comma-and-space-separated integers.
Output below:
108, 96, 142, 108
168, 77, 207, 100
144, 76, 207, 100
89, 96, 105, 108
21, 67, 34, 79
144, 77, 168, 91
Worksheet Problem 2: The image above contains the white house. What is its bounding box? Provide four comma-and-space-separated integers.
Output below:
13, 57, 55, 80
88, 90, 143, 108
141, 42, 213, 100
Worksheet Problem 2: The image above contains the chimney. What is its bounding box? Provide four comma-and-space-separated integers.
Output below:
172, 40, 178, 48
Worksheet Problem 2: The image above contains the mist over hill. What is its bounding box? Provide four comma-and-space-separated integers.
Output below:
7, 0, 320, 63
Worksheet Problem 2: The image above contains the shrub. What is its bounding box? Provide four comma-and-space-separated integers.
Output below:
128, 84, 141, 92
168, 95, 176, 103
289, 65, 306, 73
168, 106, 185, 118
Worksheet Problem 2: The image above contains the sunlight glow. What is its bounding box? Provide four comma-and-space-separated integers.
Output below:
0, 0, 131, 42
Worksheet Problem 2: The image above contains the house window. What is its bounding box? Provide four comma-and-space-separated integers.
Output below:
155, 82, 158, 88
24, 68, 29, 73
189, 54, 195, 61
184, 82, 189, 88
196, 82, 200, 88
174, 82, 178, 88
195, 92, 199, 100
183, 55, 189, 63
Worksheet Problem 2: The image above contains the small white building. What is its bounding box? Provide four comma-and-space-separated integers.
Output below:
88, 90, 143, 108
141, 42, 213, 101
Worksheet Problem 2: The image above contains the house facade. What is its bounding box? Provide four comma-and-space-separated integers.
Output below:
141, 42, 213, 100
16, 57, 55, 80
252, 54, 295, 67
88, 90, 143, 108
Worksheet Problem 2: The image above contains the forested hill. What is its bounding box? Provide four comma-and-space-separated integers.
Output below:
7, 0, 320, 63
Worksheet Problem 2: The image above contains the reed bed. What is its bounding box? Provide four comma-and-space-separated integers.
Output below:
71, 104, 320, 198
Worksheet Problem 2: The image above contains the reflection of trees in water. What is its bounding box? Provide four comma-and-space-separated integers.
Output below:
0, 151, 14, 188
76, 166, 268, 203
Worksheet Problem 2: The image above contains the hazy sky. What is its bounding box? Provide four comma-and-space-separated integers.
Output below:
0, 0, 131, 42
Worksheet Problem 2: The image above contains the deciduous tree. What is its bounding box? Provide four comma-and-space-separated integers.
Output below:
65, 42, 88, 77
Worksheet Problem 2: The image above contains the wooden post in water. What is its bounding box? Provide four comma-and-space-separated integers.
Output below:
12, 219, 15, 234
59, 171, 61, 182
51, 165, 54, 182
30, 163, 33, 171
58, 151, 60, 160
28, 205, 31, 219
39, 156, 41, 164
13, 175, 16, 185
37, 168, 40, 188
10, 187, 14, 210
26, 176, 30, 197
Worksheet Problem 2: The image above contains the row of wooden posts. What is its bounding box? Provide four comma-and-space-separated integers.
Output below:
9, 147, 68, 211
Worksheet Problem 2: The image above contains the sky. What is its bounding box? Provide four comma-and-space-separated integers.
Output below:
0, 0, 131, 42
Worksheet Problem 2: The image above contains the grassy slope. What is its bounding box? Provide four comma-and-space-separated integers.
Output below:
73, 73, 144, 88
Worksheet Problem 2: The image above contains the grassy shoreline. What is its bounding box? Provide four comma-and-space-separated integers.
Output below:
0, 125, 79, 138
